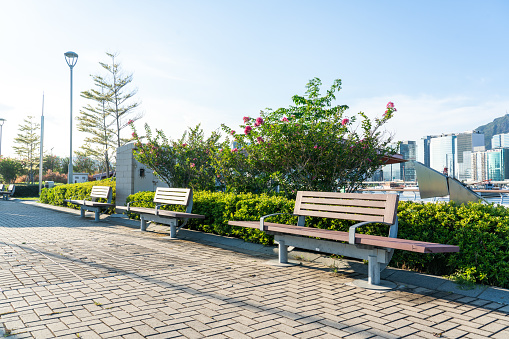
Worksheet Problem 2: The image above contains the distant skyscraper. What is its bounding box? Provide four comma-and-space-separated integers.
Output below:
417, 136, 431, 167
455, 131, 484, 181
381, 141, 416, 181
491, 133, 509, 148
430, 134, 456, 176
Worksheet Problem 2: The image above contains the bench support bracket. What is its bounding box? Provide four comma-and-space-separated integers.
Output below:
274, 234, 390, 285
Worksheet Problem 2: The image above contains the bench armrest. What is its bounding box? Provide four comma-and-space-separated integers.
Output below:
259, 213, 303, 231
126, 199, 154, 212
348, 218, 398, 245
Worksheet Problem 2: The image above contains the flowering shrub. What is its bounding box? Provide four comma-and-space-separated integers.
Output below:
219, 77, 398, 193
130, 124, 219, 190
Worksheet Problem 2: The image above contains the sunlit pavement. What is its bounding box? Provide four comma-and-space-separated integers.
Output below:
1, 200, 509, 338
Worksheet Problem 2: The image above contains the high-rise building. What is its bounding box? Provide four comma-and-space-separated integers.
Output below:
430, 134, 456, 176
417, 136, 431, 167
455, 131, 484, 181
381, 141, 416, 181
472, 148, 509, 181
491, 133, 509, 148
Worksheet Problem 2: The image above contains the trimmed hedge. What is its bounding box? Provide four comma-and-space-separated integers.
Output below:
125, 191, 509, 289
39, 178, 116, 213
11, 184, 39, 198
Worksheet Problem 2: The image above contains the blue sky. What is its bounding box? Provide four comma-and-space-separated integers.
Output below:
1, 0, 508, 159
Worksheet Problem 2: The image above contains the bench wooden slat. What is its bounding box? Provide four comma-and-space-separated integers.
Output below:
300, 197, 387, 208
117, 206, 205, 219
295, 191, 398, 225
299, 191, 390, 200
298, 210, 385, 223
153, 187, 191, 205
227, 221, 459, 254
299, 203, 387, 216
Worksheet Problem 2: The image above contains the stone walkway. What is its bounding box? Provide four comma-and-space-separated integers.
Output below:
1, 200, 509, 338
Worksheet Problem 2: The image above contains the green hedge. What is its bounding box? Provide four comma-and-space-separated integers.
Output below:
39, 178, 116, 213
125, 191, 509, 289
11, 184, 39, 198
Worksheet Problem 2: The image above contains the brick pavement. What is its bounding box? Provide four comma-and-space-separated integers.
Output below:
1, 200, 509, 338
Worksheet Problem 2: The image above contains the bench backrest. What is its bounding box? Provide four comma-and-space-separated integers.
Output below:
90, 186, 112, 203
0, 184, 3, 191
153, 187, 193, 213
7, 184, 14, 195
294, 191, 398, 225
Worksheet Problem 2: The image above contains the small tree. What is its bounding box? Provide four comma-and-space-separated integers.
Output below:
78, 80, 116, 176
99, 52, 142, 147
13, 116, 40, 183
131, 123, 219, 190
43, 154, 60, 173
0, 157, 24, 183
220, 78, 398, 193
73, 155, 98, 174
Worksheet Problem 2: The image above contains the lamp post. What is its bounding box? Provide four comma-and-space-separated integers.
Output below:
0, 118, 5, 156
64, 51, 78, 184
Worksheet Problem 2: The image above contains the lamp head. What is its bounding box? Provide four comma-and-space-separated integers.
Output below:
64, 51, 78, 68
0, 118, 5, 126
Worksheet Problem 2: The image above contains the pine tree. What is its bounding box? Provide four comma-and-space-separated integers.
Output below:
99, 52, 142, 147
13, 116, 40, 183
77, 81, 115, 176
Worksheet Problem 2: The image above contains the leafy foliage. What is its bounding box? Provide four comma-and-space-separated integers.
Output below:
131, 124, 220, 191
0, 157, 24, 183
218, 78, 398, 194
39, 178, 116, 213
13, 116, 40, 183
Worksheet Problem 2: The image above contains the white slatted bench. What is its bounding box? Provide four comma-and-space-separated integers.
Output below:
228, 191, 459, 286
116, 187, 205, 238
64, 186, 114, 222
0, 184, 15, 200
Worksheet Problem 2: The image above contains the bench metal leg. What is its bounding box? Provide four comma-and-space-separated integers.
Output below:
80, 208, 85, 218
279, 240, 288, 264
140, 215, 147, 231
170, 222, 177, 239
94, 211, 100, 222
368, 255, 380, 285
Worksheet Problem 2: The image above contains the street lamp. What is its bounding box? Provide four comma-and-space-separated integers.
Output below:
0, 118, 5, 157
64, 51, 78, 184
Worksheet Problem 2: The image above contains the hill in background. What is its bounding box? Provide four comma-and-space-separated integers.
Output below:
475, 114, 509, 150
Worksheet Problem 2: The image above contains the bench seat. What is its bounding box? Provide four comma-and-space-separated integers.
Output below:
116, 187, 204, 238
228, 220, 459, 254
116, 205, 205, 220
228, 191, 459, 286
64, 186, 114, 222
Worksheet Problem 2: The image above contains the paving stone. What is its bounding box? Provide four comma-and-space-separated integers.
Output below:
1, 201, 509, 339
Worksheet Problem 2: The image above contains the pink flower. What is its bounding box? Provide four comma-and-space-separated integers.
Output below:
190, 163, 195, 168
257, 137, 264, 144
387, 102, 394, 109
232, 148, 238, 152
128, 119, 134, 125
193, 158, 197, 160
314, 145, 318, 149
341, 118, 349, 126
243, 116, 250, 123
219, 149, 223, 152
230, 130, 236, 135
132, 132, 136, 138
282, 117, 289, 122
182, 143, 187, 147
254, 117, 264, 127
244, 126, 252, 135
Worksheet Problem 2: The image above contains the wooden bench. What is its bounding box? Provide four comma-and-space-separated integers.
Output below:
0, 184, 15, 200
64, 186, 114, 222
228, 191, 459, 286
116, 187, 205, 238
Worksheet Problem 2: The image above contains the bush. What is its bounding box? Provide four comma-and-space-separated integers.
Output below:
10, 184, 39, 198
39, 178, 116, 213
125, 190, 509, 289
